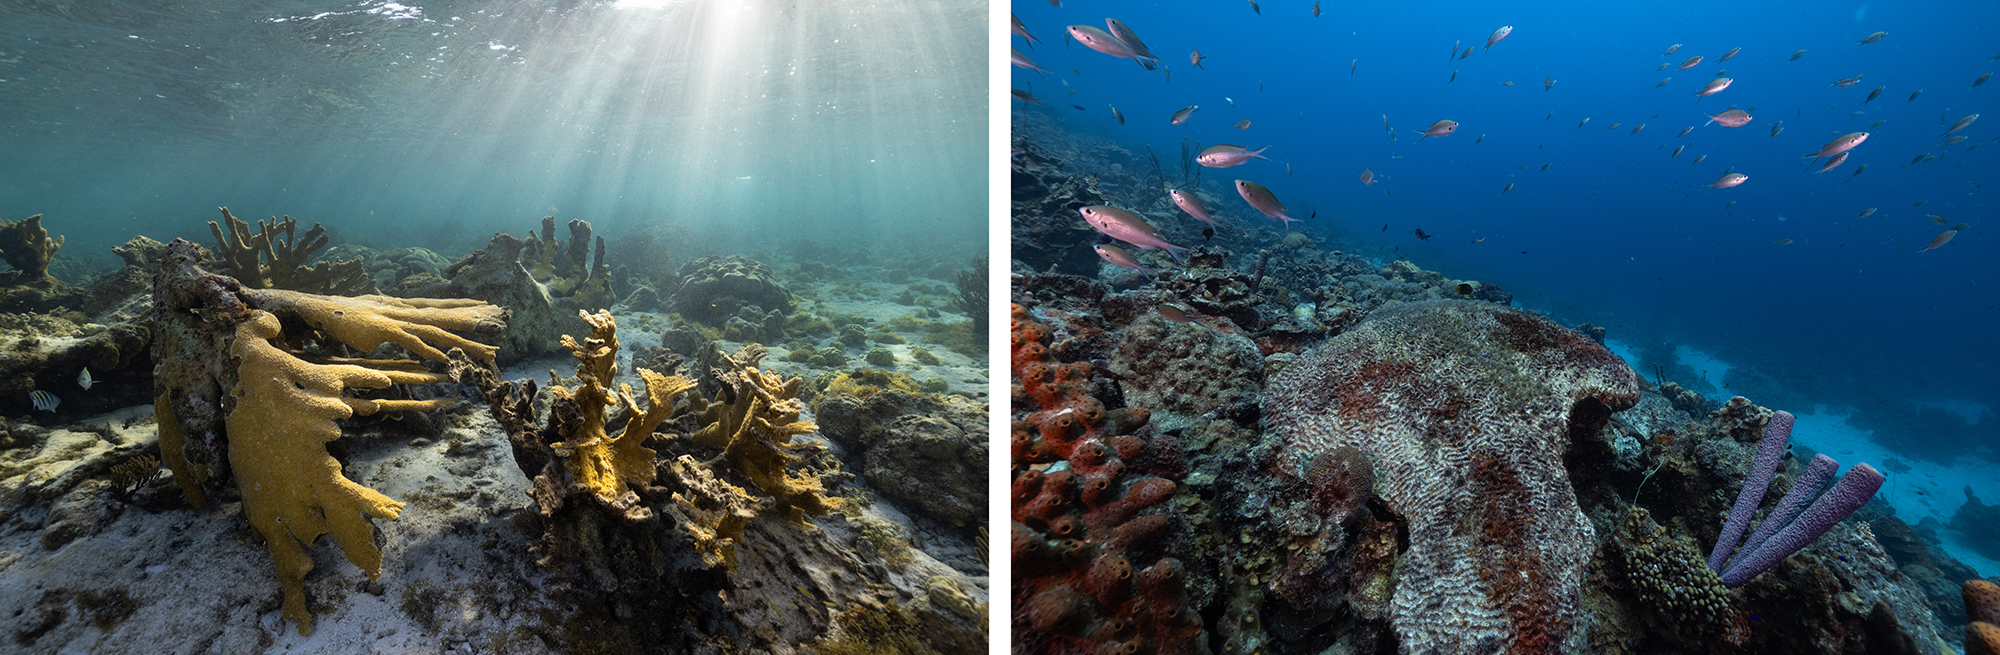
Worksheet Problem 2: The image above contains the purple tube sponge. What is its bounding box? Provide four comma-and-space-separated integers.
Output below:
1723, 453, 1839, 572
1718, 462, 1883, 587
1707, 410, 1795, 572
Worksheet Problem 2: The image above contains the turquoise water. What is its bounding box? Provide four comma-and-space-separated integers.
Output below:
2, 0, 987, 264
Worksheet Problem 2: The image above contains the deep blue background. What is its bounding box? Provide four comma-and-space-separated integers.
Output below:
1014, 0, 1998, 460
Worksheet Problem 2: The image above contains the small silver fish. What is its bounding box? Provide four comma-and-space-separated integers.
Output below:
77, 367, 92, 390
30, 390, 59, 413
1790, 49, 1806, 61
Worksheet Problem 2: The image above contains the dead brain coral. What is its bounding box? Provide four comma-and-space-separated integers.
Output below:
1263, 299, 1639, 654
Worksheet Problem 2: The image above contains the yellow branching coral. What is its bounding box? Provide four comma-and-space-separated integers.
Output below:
208, 207, 376, 295
253, 289, 503, 363
229, 311, 460, 635
693, 345, 845, 529
549, 310, 698, 505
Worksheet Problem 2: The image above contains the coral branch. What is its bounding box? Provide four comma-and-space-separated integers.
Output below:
208, 207, 376, 295
228, 311, 453, 635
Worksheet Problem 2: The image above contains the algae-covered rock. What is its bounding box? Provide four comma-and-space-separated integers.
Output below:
1109, 312, 1263, 432
864, 348, 897, 367
814, 390, 986, 524
671, 255, 791, 325
0, 214, 89, 313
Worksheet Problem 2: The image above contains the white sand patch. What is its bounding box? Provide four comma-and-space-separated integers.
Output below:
1672, 345, 1732, 391
1788, 406, 2000, 578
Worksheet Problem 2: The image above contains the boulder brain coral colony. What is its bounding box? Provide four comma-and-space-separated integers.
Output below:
0, 211, 986, 651
1011, 139, 1963, 653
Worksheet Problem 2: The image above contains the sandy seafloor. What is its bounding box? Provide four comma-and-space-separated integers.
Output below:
0, 271, 989, 654
1605, 340, 2000, 578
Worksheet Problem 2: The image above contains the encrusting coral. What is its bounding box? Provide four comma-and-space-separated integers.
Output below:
207, 207, 377, 295
1263, 299, 1640, 655
150, 237, 505, 635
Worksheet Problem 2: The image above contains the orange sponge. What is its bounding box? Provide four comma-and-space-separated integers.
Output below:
1971, 622, 2000, 655
1967, 579, 2000, 655
1973, 579, 2000, 624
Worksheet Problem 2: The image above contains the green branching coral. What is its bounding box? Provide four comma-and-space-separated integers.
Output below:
207, 207, 376, 295
0, 214, 63, 285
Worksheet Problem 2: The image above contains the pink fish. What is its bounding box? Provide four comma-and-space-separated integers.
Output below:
1169, 189, 1215, 226
1920, 230, 1956, 252
1012, 49, 1051, 77
1664, 43, 1683, 55
1196, 144, 1272, 168
1068, 25, 1139, 60
1416, 119, 1458, 141
1816, 151, 1849, 173
1704, 109, 1753, 127
1191, 50, 1207, 69
1708, 173, 1748, 190
1719, 47, 1741, 62
1011, 14, 1040, 47
1693, 77, 1732, 102
1094, 244, 1153, 272
1360, 169, 1376, 185
1079, 206, 1189, 260
1803, 132, 1869, 162
1678, 56, 1704, 70
1104, 19, 1160, 65
1234, 180, 1301, 230
1486, 26, 1513, 50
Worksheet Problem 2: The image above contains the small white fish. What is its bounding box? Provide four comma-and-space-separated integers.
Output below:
77, 367, 92, 390
30, 390, 59, 412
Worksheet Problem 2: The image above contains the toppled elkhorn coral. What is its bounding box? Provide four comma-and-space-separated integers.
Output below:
150, 238, 505, 635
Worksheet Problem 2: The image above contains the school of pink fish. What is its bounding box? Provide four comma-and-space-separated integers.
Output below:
1012, 8, 1978, 269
